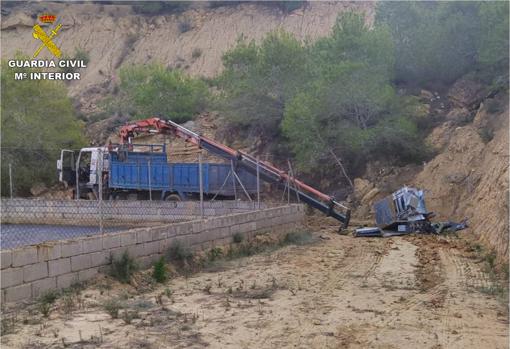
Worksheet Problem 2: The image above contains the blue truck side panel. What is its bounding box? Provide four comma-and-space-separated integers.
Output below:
108, 151, 257, 196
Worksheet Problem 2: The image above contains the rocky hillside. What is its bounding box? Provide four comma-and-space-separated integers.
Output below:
1, 1, 373, 114
352, 77, 509, 267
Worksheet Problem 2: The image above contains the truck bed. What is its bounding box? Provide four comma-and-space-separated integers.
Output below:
108, 151, 257, 197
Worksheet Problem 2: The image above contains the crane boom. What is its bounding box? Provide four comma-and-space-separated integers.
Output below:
119, 117, 351, 229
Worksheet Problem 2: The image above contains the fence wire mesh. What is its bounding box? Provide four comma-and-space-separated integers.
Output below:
0, 146, 291, 250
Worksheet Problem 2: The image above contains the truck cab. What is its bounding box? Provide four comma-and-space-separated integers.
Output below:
57, 147, 108, 199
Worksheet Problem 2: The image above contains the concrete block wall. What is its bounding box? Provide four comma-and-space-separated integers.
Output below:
1, 204, 304, 303
1, 198, 269, 225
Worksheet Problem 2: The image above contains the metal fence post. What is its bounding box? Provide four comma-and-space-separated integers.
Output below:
256, 157, 260, 210
98, 149, 104, 234
231, 159, 237, 201
148, 158, 152, 201
8, 163, 13, 199
198, 152, 204, 219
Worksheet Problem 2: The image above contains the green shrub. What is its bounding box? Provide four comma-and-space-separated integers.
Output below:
60, 48, 90, 74
37, 290, 59, 317
207, 247, 223, 262
166, 240, 192, 262
152, 256, 168, 283
232, 232, 244, 244
74, 48, 90, 66
1, 57, 86, 196
109, 251, 138, 283
102, 298, 124, 319
116, 64, 209, 122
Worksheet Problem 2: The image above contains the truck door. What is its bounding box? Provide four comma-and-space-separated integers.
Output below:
76, 150, 94, 185
57, 150, 76, 187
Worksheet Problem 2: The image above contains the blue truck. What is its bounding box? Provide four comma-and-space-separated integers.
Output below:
57, 144, 257, 200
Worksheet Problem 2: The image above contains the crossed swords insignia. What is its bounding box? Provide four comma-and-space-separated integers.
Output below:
32, 23, 63, 58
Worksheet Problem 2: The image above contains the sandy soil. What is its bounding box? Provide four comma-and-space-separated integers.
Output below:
1, 225, 508, 349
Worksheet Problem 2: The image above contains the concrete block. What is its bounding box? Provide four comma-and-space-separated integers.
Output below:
189, 233, 205, 246
48, 258, 71, 277
78, 268, 98, 282
61, 240, 83, 258
90, 251, 110, 268
4, 283, 31, 303
137, 229, 152, 244
127, 244, 146, 258
1, 267, 23, 289
32, 277, 57, 298
37, 243, 61, 262
144, 241, 159, 256
192, 222, 204, 234
56, 273, 79, 289
98, 265, 110, 274
137, 256, 153, 269
71, 254, 92, 272
165, 225, 178, 238
229, 224, 241, 235
12, 247, 38, 267
102, 234, 121, 250
151, 228, 166, 241
207, 227, 223, 241
175, 222, 193, 235
108, 247, 125, 260
120, 231, 137, 247
1, 250, 12, 269
158, 239, 171, 254
82, 236, 102, 253
23, 262, 48, 282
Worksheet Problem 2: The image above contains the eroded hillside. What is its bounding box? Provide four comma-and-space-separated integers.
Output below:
1, 1, 373, 113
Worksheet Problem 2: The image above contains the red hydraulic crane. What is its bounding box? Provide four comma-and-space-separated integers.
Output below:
119, 117, 351, 229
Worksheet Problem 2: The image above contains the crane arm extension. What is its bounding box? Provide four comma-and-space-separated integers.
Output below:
118, 117, 351, 227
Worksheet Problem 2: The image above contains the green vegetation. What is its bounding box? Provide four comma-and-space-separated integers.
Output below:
60, 47, 90, 74
37, 290, 59, 317
218, 12, 430, 181
166, 240, 193, 263
232, 232, 244, 244
113, 64, 209, 122
152, 256, 168, 283
102, 297, 124, 319
132, 1, 189, 15
283, 231, 313, 245
376, 1, 509, 86
1, 58, 86, 196
109, 251, 138, 284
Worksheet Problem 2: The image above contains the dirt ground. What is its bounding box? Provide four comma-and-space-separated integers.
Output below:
1, 223, 508, 349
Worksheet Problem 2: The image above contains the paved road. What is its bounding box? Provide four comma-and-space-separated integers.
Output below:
0, 224, 127, 249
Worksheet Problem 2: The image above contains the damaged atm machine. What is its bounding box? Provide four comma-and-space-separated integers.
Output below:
355, 186, 467, 237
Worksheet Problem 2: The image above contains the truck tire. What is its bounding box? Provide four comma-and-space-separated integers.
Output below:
165, 193, 181, 202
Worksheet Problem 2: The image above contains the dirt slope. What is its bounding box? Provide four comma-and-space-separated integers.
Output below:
1, 1, 374, 112
414, 98, 509, 265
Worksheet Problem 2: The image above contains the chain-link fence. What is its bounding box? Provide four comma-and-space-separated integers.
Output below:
0, 145, 304, 249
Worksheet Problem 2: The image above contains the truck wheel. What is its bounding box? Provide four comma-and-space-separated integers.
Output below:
165, 193, 181, 202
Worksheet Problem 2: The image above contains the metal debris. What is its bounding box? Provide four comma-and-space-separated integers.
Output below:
355, 187, 469, 238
